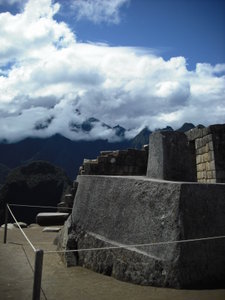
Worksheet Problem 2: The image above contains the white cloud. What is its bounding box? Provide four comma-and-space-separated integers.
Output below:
0, 0, 75, 66
70, 0, 130, 24
0, 0, 224, 143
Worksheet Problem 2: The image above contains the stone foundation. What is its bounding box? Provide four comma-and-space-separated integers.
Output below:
58, 175, 225, 288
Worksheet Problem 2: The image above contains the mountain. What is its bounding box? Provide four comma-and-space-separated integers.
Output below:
0, 163, 11, 187
156, 126, 174, 132
0, 122, 198, 182
177, 122, 195, 132
113, 125, 126, 138
0, 134, 130, 180
130, 127, 152, 149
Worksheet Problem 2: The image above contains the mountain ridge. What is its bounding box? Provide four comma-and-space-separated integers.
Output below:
0, 122, 199, 181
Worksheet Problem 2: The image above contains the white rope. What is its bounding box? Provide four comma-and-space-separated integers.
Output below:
8, 203, 72, 210
7, 204, 36, 252
43, 234, 225, 254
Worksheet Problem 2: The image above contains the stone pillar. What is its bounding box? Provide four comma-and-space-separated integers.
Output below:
195, 133, 216, 183
146, 131, 196, 182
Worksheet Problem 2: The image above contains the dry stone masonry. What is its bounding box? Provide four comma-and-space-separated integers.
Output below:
147, 124, 225, 183
57, 123, 225, 289
79, 148, 148, 176
186, 124, 225, 183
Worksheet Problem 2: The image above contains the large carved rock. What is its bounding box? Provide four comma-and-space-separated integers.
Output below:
58, 175, 225, 288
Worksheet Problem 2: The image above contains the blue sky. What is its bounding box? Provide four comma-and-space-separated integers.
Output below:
0, 0, 224, 142
56, 0, 225, 70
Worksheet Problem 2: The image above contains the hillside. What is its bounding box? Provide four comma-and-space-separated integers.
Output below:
0, 161, 71, 225
0, 123, 197, 181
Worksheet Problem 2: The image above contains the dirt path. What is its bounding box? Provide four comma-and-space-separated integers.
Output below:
0, 227, 225, 300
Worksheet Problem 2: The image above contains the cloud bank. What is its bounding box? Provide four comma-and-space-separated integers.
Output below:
0, 0, 225, 142
70, 0, 130, 24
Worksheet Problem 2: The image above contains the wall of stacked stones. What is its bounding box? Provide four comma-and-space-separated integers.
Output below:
79, 148, 148, 176
195, 133, 216, 183
187, 124, 225, 183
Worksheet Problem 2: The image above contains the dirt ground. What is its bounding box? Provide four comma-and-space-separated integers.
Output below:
0, 226, 225, 300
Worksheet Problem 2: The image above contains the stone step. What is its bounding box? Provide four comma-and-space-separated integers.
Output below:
36, 212, 69, 226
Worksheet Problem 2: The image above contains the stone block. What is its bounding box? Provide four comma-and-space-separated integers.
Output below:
196, 155, 201, 165
196, 147, 204, 155
205, 162, 210, 171
210, 160, 216, 170
195, 138, 202, 149
197, 172, 201, 180
205, 160, 216, 171
209, 151, 215, 161
186, 127, 203, 141
36, 212, 69, 226
42, 227, 61, 232
206, 171, 213, 179
60, 175, 225, 288
208, 140, 214, 151
202, 153, 209, 163
147, 131, 196, 182
197, 163, 205, 172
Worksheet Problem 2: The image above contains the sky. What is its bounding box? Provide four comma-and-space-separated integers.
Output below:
0, 0, 224, 142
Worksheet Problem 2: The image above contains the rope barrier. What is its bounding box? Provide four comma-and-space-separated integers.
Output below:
43, 234, 225, 254
8, 203, 72, 210
7, 204, 36, 252
5, 204, 225, 257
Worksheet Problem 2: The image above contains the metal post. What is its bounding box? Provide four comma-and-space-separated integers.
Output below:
4, 203, 8, 244
32, 249, 44, 300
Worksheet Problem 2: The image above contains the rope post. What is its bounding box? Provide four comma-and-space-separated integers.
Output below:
32, 249, 44, 300
3, 203, 8, 244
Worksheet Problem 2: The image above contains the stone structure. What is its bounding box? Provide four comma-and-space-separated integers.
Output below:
147, 124, 225, 183
58, 175, 225, 288
146, 131, 196, 181
57, 123, 225, 289
79, 148, 148, 176
186, 124, 225, 183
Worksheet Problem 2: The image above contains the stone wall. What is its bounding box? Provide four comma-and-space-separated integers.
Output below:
79, 148, 148, 176
187, 124, 225, 183
146, 124, 225, 183
58, 175, 225, 288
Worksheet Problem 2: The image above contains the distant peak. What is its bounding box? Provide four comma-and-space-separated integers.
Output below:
177, 123, 195, 132
113, 125, 126, 137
